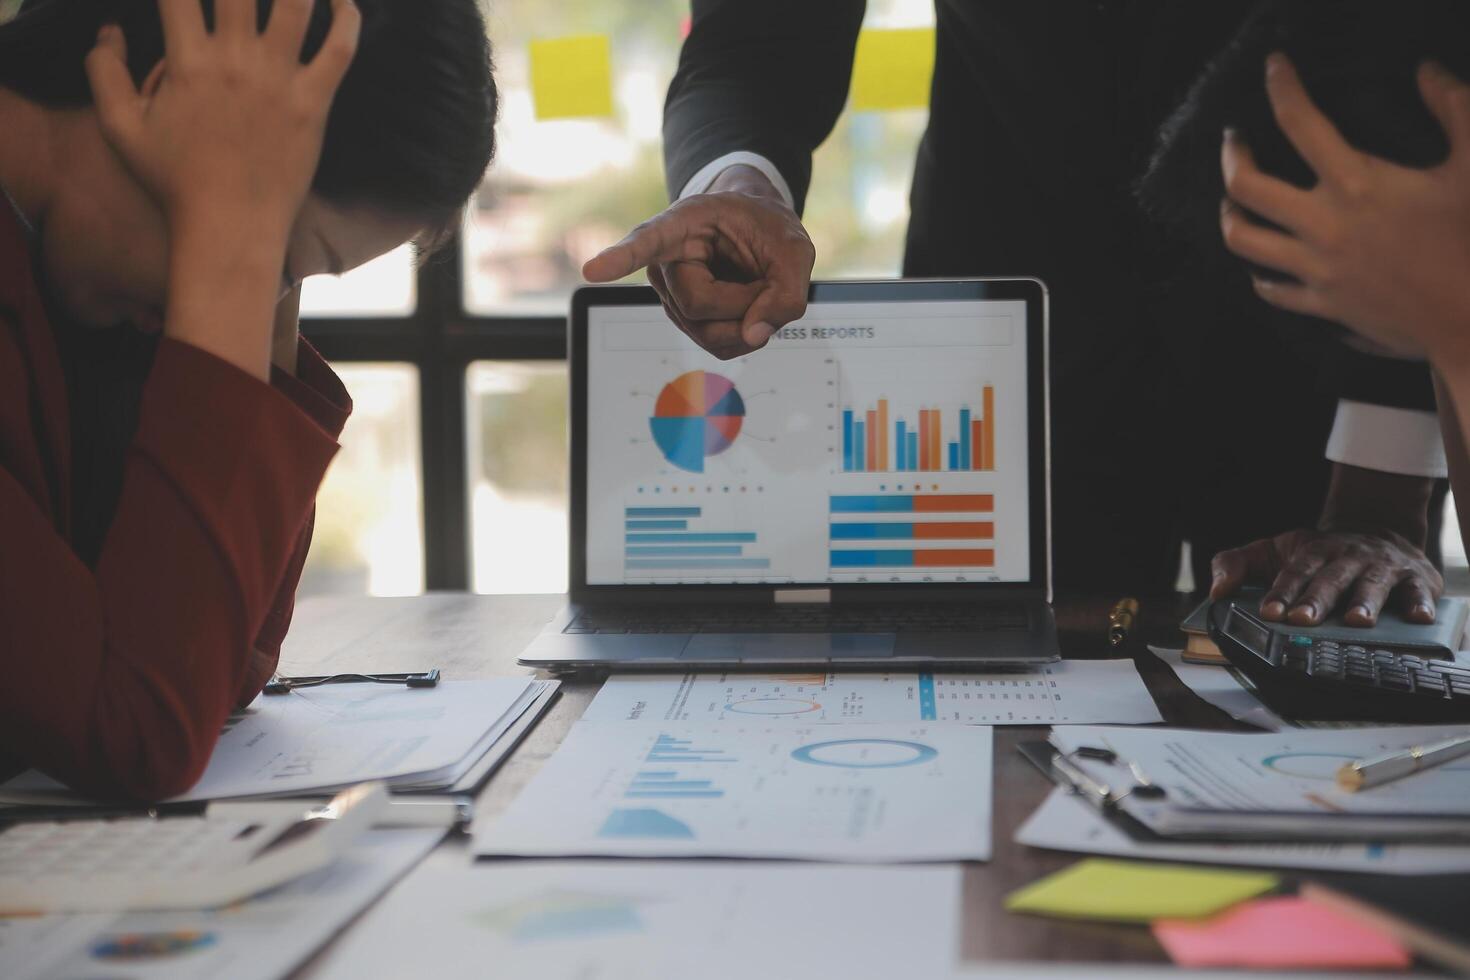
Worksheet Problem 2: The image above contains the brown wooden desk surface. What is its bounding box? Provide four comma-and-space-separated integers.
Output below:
283, 590, 1252, 971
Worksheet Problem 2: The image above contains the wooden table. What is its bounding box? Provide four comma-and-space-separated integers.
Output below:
283, 590, 1247, 971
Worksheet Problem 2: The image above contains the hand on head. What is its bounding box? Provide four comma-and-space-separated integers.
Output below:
1220, 53, 1470, 367
85, 0, 361, 236
582, 165, 815, 360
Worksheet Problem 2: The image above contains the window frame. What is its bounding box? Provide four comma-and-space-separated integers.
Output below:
301, 236, 564, 590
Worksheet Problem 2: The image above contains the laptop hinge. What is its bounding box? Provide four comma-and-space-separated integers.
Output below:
773, 588, 831, 604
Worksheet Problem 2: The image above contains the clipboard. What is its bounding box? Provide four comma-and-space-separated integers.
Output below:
1017, 739, 1168, 844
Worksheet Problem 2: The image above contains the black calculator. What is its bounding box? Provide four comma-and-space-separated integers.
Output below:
1208, 600, 1470, 723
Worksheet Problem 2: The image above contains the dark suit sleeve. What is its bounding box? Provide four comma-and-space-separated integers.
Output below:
664, 0, 866, 214
1328, 344, 1436, 413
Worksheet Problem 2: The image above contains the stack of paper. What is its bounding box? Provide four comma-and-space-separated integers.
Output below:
1048, 724, 1470, 841
0, 678, 558, 804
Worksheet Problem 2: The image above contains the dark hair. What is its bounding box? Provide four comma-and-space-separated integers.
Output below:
0, 0, 497, 250
1138, 0, 1470, 263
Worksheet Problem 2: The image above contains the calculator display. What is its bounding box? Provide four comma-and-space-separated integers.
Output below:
1223, 607, 1271, 655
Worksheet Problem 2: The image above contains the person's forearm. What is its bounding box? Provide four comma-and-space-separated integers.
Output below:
166, 209, 286, 382
1317, 462, 1434, 547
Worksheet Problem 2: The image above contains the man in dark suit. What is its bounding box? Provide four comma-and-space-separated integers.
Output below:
585, 1, 1445, 625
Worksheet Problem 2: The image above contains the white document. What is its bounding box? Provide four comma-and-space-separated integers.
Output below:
582, 660, 1162, 726
1051, 724, 1470, 835
476, 720, 993, 861
0, 828, 440, 980
1148, 646, 1288, 730
318, 860, 962, 980
0, 678, 535, 803
1016, 787, 1470, 875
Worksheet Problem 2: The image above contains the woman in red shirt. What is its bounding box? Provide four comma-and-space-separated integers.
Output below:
0, 0, 496, 799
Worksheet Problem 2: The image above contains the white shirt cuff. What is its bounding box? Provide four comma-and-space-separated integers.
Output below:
1325, 399, 1447, 478
678, 151, 796, 209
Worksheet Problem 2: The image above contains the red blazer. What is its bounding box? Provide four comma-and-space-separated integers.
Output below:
0, 205, 350, 801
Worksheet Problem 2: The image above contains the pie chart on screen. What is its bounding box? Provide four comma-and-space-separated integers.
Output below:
649, 371, 745, 473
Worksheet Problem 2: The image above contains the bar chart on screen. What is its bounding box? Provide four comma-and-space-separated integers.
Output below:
840, 386, 996, 473
828, 492, 996, 574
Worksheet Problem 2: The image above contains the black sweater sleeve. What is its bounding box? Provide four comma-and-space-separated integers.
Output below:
663, 0, 866, 214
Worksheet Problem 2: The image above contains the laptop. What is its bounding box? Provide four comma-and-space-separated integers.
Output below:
518, 278, 1058, 672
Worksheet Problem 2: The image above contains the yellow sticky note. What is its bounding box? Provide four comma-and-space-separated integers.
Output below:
1005, 860, 1278, 924
529, 34, 614, 120
850, 27, 935, 111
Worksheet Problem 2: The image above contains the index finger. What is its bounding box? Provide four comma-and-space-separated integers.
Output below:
1265, 52, 1361, 185
582, 208, 711, 283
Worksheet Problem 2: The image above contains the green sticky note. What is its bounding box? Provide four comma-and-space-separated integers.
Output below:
850, 27, 935, 111
1005, 859, 1278, 924
529, 35, 614, 120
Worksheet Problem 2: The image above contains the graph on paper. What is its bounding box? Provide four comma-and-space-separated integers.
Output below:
476, 721, 995, 861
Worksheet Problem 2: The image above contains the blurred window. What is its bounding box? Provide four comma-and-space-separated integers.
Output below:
467, 363, 570, 593
298, 364, 425, 597
465, 0, 934, 313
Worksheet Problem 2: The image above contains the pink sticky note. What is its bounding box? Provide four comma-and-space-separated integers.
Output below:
1153, 896, 1412, 970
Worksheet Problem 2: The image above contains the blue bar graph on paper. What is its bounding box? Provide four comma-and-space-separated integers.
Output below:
948, 442, 959, 470
624, 546, 744, 557
896, 420, 908, 470
907, 432, 918, 469
626, 533, 757, 543
625, 520, 688, 530
645, 733, 738, 764
625, 507, 702, 518
845, 410, 855, 469
918, 673, 937, 720
959, 408, 971, 469
854, 420, 865, 470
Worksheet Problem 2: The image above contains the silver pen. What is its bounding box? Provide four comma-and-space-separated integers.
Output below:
1336, 734, 1470, 792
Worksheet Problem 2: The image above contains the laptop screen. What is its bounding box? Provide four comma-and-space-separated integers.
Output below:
582, 290, 1035, 587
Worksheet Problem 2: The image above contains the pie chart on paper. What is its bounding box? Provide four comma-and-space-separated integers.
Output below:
649, 371, 745, 473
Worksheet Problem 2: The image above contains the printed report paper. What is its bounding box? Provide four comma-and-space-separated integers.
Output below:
317, 861, 962, 980
0, 678, 538, 803
476, 720, 993, 861
0, 828, 440, 980
1016, 788, 1470, 875
582, 660, 1162, 726
1050, 724, 1470, 839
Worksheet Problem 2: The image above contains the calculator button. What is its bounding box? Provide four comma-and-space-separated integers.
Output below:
1289, 635, 1313, 647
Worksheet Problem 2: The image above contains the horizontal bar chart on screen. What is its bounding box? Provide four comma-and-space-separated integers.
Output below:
829, 521, 993, 540
840, 387, 995, 473
829, 549, 996, 568
621, 506, 774, 578
830, 494, 993, 513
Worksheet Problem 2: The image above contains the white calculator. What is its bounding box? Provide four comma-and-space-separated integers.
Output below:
0, 782, 388, 914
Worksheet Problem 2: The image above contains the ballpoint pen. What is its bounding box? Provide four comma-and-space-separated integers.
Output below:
1109, 597, 1139, 647
1336, 733, 1470, 792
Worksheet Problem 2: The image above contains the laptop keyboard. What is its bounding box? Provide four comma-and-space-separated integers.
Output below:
565, 602, 1030, 634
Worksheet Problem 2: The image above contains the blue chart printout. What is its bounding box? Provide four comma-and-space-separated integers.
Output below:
474, 721, 993, 862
